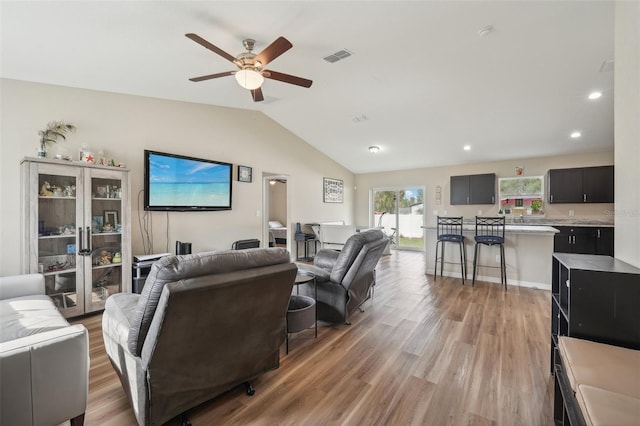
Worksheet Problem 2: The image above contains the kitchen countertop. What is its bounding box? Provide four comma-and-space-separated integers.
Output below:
425, 224, 559, 234
460, 218, 614, 228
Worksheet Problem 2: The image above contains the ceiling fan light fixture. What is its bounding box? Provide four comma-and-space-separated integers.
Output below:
235, 69, 264, 90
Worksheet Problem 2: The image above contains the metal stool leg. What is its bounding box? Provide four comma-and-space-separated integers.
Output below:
440, 241, 446, 278
472, 243, 479, 287
433, 240, 440, 281
462, 240, 468, 282
500, 244, 507, 291
458, 241, 465, 285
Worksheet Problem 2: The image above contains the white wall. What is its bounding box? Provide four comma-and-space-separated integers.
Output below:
614, 1, 640, 268
0, 79, 354, 275
355, 151, 615, 228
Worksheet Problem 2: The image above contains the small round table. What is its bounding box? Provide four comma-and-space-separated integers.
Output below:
286, 272, 317, 354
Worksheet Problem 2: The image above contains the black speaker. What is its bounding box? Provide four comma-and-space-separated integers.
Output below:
176, 241, 192, 255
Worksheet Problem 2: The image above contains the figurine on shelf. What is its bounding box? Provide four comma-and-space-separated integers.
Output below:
102, 223, 113, 232
98, 250, 112, 265
63, 185, 76, 197
61, 225, 75, 235
112, 252, 122, 263
40, 181, 54, 196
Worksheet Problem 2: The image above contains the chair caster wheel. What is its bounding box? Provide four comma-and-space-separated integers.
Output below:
244, 381, 255, 396
179, 413, 191, 426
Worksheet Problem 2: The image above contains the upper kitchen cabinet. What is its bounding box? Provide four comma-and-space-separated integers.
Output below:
450, 173, 496, 205
548, 165, 614, 204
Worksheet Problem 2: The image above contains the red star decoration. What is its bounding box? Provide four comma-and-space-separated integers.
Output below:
86, 154, 94, 163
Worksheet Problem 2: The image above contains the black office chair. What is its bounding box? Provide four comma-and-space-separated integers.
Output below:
472, 216, 506, 289
231, 239, 260, 250
434, 216, 466, 284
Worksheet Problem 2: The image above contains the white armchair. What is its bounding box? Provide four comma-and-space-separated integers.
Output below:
0, 274, 89, 426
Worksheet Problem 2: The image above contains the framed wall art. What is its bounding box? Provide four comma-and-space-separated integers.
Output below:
323, 177, 344, 203
238, 165, 252, 183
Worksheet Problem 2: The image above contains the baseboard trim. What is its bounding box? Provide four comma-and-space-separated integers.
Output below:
426, 269, 551, 291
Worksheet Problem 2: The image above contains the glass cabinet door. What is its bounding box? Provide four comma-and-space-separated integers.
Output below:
34, 165, 84, 317
85, 169, 125, 312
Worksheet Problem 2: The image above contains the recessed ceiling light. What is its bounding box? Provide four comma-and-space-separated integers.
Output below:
463, 145, 471, 151
570, 131, 582, 139
588, 91, 602, 100
369, 146, 380, 153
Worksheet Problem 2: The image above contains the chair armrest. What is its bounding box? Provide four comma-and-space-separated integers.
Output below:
0, 274, 45, 300
295, 263, 331, 283
0, 324, 89, 426
314, 249, 340, 270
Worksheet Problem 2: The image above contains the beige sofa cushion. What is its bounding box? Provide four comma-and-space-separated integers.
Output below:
576, 384, 640, 426
0, 295, 69, 343
558, 336, 640, 400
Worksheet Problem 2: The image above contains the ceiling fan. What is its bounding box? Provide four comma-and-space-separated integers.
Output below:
185, 33, 313, 102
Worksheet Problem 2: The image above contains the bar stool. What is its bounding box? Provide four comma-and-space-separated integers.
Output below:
434, 216, 466, 284
472, 216, 506, 290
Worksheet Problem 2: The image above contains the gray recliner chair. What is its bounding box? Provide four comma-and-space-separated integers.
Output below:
296, 229, 387, 324
102, 248, 297, 426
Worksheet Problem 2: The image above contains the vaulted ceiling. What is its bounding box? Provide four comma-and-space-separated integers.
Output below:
1, 1, 615, 173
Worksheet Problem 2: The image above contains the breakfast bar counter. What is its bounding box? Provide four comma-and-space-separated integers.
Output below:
424, 224, 559, 289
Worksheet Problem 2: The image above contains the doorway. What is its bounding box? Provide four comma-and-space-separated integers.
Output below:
263, 175, 289, 251
372, 186, 425, 251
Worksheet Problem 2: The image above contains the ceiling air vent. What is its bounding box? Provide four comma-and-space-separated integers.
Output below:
323, 49, 353, 63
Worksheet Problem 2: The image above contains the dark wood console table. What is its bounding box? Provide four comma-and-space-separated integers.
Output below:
550, 253, 640, 373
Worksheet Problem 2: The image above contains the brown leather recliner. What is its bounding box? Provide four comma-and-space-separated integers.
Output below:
296, 229, 388, 324
102, 248, 297, 426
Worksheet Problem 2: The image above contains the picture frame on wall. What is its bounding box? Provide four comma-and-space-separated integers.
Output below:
323, 177, 344, 203
238, 165, 252, 183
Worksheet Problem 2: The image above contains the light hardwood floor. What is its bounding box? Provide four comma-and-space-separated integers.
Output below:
73, 250, 554, 425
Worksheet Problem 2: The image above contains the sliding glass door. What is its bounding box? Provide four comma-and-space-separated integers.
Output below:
372, 187, 425, 251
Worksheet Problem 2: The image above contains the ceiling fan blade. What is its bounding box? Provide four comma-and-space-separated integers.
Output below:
263, 70, 313, 88
185, 33, 236, 63
254, 37, 292, 66
251, 87, 264, 102
189, 71, 235, 82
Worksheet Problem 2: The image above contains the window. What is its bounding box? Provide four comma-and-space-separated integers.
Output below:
498, 176, 544, 216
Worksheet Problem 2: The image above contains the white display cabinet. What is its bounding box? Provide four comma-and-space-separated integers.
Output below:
21, 157, 131, 318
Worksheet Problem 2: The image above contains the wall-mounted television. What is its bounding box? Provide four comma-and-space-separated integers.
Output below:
144, 150, 232, 211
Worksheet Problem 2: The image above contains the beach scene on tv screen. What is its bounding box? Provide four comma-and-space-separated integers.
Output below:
149, 153, 231, 207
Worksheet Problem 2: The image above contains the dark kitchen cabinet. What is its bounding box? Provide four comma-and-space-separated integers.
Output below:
583, 166, 614, 203
553, 226, 614, 256
450, 173, 495, 205
548, 169, 583, 203
548, 166, 614, 204
594, 227, 614, 256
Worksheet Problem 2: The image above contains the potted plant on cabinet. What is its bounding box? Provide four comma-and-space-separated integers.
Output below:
37, 120, 76, 158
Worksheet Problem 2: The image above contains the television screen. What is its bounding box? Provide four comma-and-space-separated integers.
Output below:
144, 150, 232, 211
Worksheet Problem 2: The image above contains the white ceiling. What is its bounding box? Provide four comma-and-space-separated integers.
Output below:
1, 1, 615, 174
